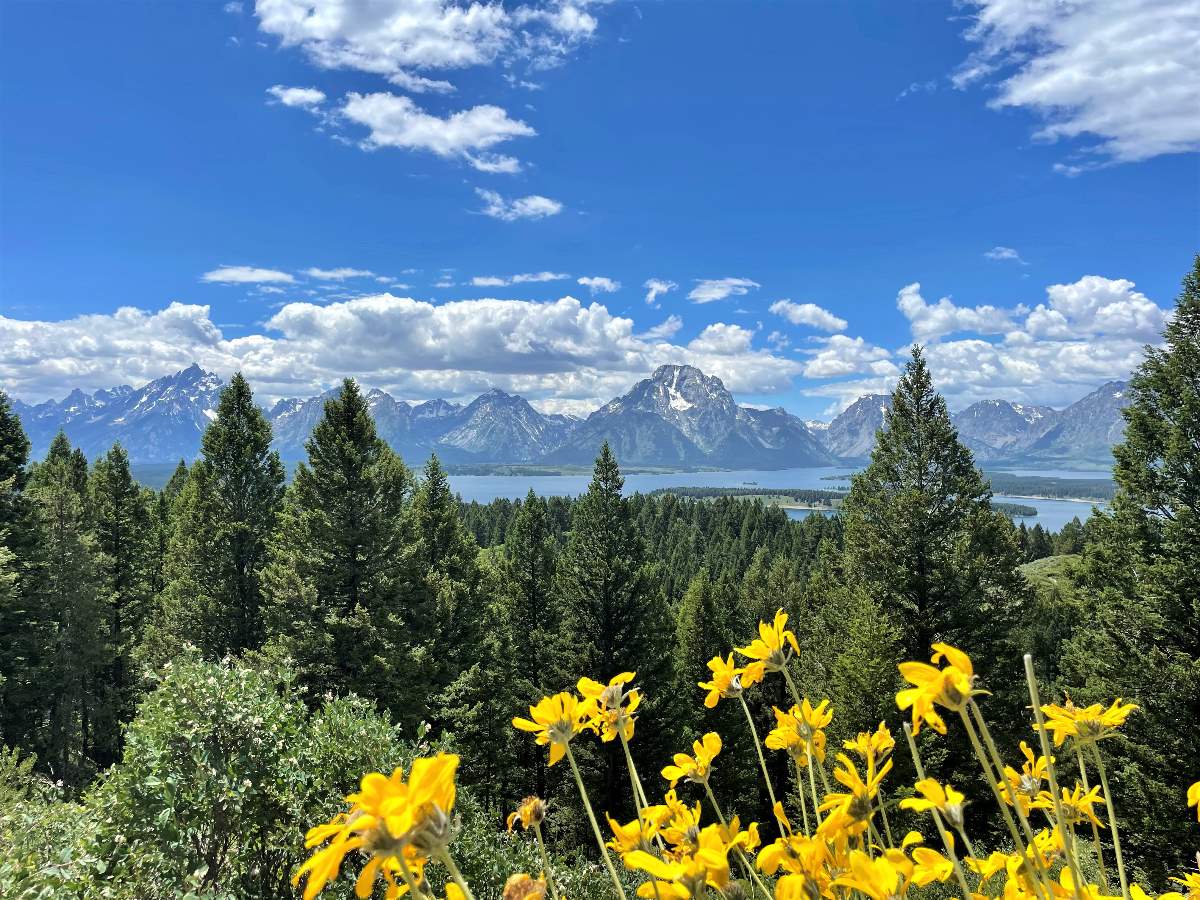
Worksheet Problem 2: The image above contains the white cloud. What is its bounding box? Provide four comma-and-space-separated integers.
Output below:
768, 299, 847, 332
638, 315, 683, 341
954, 0, 1200, 166
223, 1, 243, 14
341, 93, 535, 171
470, 271, 570, 287
688, 277, 760, 304
475, 188, 563, 221
897, 282, 1013, 341
1024, 275, 1168, 342
202, 265, 296, 284
304, 266, 375, 280
577, 276, 620, 295
984, 246, 1026, 264
0, 294, 801, 408
254, 0, 599, 92
266, 84, 327, 109
643, 278, 676, 307
766, 330, 789, 351
801, 335, 895, 378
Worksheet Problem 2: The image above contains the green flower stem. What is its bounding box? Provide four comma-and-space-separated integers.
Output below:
968, 699, 1054, 898
1074, 744, 1109, 890
902, 723, 975, 900
533, 824, 562, 900
738, 694, 781, 821
619, 731, 666, 853
1025, 654, 1084, 900
804, 744, 824, 827
876, 786, 895, 847
791, 758, 812, 835
566, 743, 629, 900
704, 783, 773, 900
1088, 743, 1130, 900
396, 852, 433, 900
436, 849, 476, 900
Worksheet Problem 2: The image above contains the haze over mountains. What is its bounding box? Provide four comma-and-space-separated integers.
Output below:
7, 363, 1129, 469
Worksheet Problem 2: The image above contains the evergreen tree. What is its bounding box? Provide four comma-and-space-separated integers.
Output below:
0, 393, 31, 748
149, 459, 189, 595
840, 347, 1030, 664
87, 444, 155, 764
555, 442, 674, 817
261, 379, 413, 717
21, 437, 107, 785
0, 391, 30, 508
150, 374, 285, 660
1061, 256, 1200, 875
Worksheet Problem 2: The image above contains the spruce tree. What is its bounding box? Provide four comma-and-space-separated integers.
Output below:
555, 442, 674, 817
840, 347, 1030, 664
0, 393, 31, 749
151, 374, 284, 660
87, 444, 155, 764
261, 379, 413, 716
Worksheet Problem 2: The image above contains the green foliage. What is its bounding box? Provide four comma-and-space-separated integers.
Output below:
148, 375, 285, 662
261, 379, 415, 720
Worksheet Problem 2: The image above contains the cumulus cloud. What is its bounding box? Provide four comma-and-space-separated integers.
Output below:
897, 282, 1013, 341
802, 274, 1171, 410
766, 330, 789, 351
1, 294, 801, 408
638, 314, 683, 341
577, 276, 620, 295
688, 277, 760, 304
984, 246, 1026, 264
341, 93, 535, 172
768, 299, 847, 332
643, 278, 676, 307
475, 188, 563, 221
266, 84, 327, 109
954, 0, 1200, 167
254, 0, 598, 92
202, 265, 295, 284
304, 266, 375, 280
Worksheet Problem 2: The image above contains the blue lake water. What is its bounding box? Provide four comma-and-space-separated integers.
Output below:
448, 466, 1107, 532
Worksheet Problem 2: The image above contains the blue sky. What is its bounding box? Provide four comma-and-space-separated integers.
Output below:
1, 0, 1196, 417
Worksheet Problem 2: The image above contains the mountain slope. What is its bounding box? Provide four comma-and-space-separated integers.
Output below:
951, 399, 1059, 461
819, 394, 891, 460
1022, 381, 1130, 463
543, 365, 835, 467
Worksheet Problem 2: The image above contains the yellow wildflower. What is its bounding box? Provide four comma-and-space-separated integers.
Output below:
1032, 783, 1104, 828
757, 802, 831, 879
623, 822, 731, 898
832, 849, 913, 900
607, 813, 655, 854
765, 704, 828, 763
1039, 696, 1137, 746
503, 873, 547, 900
819, 751, 893, 837
661, 731, 722, 787
900, 777, 967, 830
911, 847, 954, 887
735, 608, 800, 674
718, 814, 761, 854
512, 692, 589, 766
507, 796, 546, 832
1000, 741, 1051, 814
698, 653, 761, 707
844, 722, 895, 764
293, 755, 459, 900
1169, 873, 1200, 900
896, 643, 978, 736
578, 672, 642, 742
1189, 779, 1200, 822
644, 789, 703, 849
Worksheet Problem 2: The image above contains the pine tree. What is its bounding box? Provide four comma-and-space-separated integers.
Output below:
555, 442, 675, 817
151, 374, 285, 660
840, 347, 1030, 664
0, 392, 32, 748
21, 436, 107, 785
1061, 256, 1200, 875
261, 379, 413, 717
87, 444, 155, 764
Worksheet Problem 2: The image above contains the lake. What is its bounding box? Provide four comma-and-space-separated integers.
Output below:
447, 466, 1107, 532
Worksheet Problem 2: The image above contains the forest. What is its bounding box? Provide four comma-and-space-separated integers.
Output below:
0, 258, 1197, 900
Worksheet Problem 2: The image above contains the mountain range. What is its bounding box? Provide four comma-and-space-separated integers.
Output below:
6, 363, 1129, 469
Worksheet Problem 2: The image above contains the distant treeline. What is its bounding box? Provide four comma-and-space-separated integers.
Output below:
994, 501, 1038, 517
646, 486, 846, 503
983, 471, 1116, 500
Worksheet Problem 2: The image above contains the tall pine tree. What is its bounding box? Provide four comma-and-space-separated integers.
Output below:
261, 379, 413, 716
149, 374, 284, 660
555, 442, 674, 817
